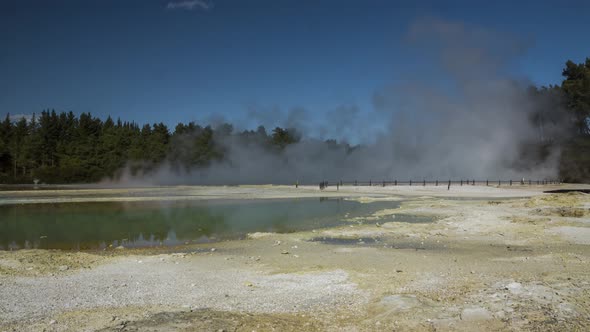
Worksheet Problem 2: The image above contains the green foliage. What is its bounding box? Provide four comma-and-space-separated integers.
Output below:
271, 127, 300, 149
0, 112, 314, 184
561, 58, 590, 135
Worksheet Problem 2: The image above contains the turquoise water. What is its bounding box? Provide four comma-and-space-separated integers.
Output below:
0, 198, 400, 250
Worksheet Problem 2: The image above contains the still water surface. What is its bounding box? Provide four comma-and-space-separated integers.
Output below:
0, 198, 401, 250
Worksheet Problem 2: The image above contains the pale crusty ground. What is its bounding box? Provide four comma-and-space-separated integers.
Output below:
0, 182, 562, 205
1, 184, 590, 331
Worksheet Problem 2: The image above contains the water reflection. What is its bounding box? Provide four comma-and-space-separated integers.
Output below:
0, 198, 398, 250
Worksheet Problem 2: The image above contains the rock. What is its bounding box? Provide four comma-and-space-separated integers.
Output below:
460, 307, 493, 321
49, 320, 57, 325
380, 295, 420, 312
115, 245, 125, 250
281, 250, 290, 254
505, 282, 523, 294
211, 248, 216, 252
58, 265, 69, 271
396, 269, 403, 273
273, 240, 282, 246
247, 232, 271, 239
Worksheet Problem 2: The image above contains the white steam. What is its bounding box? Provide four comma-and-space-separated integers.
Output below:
108, 17, 563, 185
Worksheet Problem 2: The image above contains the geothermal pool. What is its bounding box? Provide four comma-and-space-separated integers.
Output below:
0, 198, 404, 250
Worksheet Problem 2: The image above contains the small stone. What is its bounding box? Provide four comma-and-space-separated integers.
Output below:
58, 265, 69, 271
191, 283, 196, 287
210, 248, 216, 252
49, 320, 57, 325
461, 307, 493, 321
281, 250, 290, 254
115, 245, 125, 250
396, 269, 403, 273
273, 240, 282, 246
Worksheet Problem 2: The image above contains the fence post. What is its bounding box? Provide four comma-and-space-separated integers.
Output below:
486, 179, 489, 186
472, 179, 475, 185
394, 180, 397, 186
498, 180, 501, 186
369, 180, 372, 186
355, 180, 357, 186
448, 180, 451, 190
423, 179, 426, 186
510, 180, 512, 186
460, 179, 463, 186
382, 181, 385, 187
529, 179, 531, 185
436, 180, 438, 186
410, 180, 412, 186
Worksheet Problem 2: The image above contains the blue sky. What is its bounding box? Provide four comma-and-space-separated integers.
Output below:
1, 0, 589, 135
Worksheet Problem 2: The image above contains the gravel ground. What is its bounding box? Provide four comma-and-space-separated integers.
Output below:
1, 184, 590, 331
0, 255, 367, 323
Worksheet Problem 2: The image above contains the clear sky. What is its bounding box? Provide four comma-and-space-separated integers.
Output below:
1, 0, 589, 134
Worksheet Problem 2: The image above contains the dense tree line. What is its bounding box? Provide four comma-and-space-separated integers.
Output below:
550, 58, 590, 182
0, 58, 589, 184
0, 112, 307, 183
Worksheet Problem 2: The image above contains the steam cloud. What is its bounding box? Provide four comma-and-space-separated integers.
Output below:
110, 17, 563, 185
